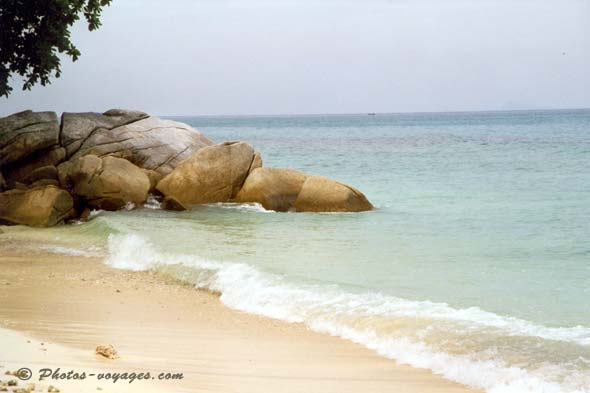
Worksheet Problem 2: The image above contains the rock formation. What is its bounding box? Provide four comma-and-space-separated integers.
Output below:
0, 110, 59, 167
156, 141, 256, 205
234, 168, 308, 212
0, 185, 74, 226
233, 169, 373, 212
3, 145, 65, 186
0, 109, 373, 227
58, 155, 150, 210
65, 111, 213, 175
294, 176, 373, 212
60, 109, 149, 157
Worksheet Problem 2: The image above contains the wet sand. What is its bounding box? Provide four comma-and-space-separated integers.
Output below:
0, 246, 478, 393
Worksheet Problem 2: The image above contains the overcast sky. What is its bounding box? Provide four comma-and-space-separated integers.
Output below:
2, 0, 589, 116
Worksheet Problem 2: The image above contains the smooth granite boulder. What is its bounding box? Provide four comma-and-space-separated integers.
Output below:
0, 185, 74, 227
156, 141, 256, 205
61, 109, 148, 157
234, 167, 308, 212
294, 176, 373, 212
58, 155, 150, 210
0, 111, 59, 166
67, 111, 213, 175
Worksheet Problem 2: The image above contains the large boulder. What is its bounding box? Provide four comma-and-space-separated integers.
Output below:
3, 145, 66, 185
156, 141, 256, 205
294, 176, 373, 212
58, 155, 150, 210
0, 110, 59, 166
65, 110, 213, 175
235, 169, 373, 212
61, 109, 149, 157
234, 168, 308, 212
0, 185, 74, 227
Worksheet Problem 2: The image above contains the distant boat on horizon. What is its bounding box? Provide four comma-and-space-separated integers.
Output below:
367, 113, 376, 116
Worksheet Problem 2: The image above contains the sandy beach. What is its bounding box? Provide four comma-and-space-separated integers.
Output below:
0, 241, 478, 393
2, 0, 589, 390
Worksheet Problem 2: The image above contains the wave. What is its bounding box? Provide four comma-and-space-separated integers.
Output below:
105, 233, 590, 393
204, 202, 275, 213
38, 244, 104, 257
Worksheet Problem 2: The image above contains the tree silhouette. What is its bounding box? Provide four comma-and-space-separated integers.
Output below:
0, 0, 112, 97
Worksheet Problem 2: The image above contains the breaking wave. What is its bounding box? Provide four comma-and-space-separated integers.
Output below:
104, 233, 590, 393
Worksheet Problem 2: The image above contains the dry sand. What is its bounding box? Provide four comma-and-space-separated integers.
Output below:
0, 246, 478, 393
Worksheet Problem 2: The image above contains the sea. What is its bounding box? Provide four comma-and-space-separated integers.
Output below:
7, 109, 590, 393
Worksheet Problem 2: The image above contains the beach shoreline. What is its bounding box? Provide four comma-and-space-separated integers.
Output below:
0, 245, 478, 393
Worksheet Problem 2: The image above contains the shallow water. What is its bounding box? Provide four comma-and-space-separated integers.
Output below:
5, 110, 590, 393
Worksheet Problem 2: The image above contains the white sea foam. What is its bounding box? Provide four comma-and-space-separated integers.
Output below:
205, 202, 275, 213
38, 244, 104, 257
143, 194, 162, 210
105, 233, 590, 393
89, 209, 104, 218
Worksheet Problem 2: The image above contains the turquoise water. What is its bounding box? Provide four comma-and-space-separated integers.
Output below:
184, 110, 590, 328
7, 110, 590, 392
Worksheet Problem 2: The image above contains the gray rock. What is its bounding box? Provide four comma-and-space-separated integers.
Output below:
67, 112, 213, 175
61, 109, 148, 157
0, 110, 59, 166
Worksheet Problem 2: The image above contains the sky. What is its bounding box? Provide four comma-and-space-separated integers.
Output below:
2, 0, 590, 116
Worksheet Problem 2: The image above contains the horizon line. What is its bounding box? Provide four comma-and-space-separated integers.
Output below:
162, 106, 590, 118
2, 106, 590, 118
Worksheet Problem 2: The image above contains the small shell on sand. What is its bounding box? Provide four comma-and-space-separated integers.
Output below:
95, 344, 119, 359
